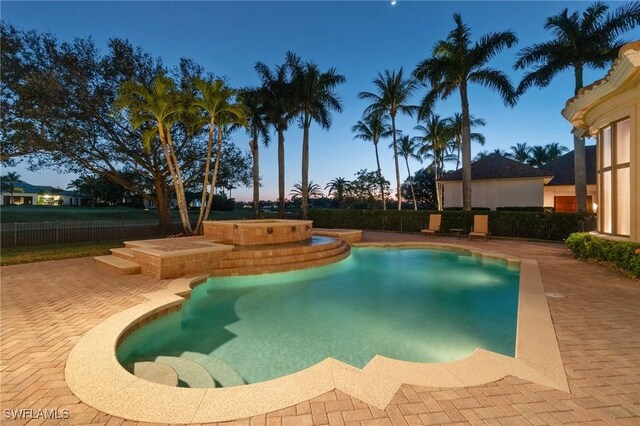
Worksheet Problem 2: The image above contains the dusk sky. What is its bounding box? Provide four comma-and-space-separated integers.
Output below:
4, 1, 637, 201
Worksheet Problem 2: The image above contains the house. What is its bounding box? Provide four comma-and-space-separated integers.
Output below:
0, 180, 84, 206
562, 41, 639, 241
438, 154, 554, 210
540, 145, 598, 212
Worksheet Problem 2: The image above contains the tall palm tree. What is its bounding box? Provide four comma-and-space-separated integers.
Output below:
352, 111, 392, 210
239, 87, 270, 218
474, 150, 490, 161
1, 171, 21, 205
192, 78, 246, 231
289, 181, 324, 202
287, 53, 345, 219
359, 68, 418, 210
515, 2, 640, 212
446, 113, 486, 170
413, 114, 454, 211
492, 148, 508, 156
255, 56, 297, 218
116, 72, 194, 233
325, 177, 351, 208
528, 145, 551, 167
506, 142, 532, 163
67, 174, 104, 208
545, 142, 569, 161
413, 14, 518, 211
391, 135, 422, 210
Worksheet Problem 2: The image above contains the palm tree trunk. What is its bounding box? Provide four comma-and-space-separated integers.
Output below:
196, 118, 215, 229
301, 116, 310, 220
373, 140, 386, 210
456, 141, 461, 170
164, 129, 193, 234
391, 115, 402, 210
277, 127, 285, 219
251, 139, 260, 219
153, 176, 171, 230
435, 161, 442, 211
573, 64, 587, 213
405, 157, 417, 210
203, 126, 223, 223
460, 83, 472, 212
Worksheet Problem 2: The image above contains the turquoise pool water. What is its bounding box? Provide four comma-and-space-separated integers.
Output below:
117, 248, 519, 385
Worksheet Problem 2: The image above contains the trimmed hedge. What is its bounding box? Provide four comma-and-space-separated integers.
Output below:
565, 233, 640, 278
308, 209, 596, 241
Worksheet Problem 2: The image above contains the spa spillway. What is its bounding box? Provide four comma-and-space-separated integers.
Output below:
203, 219, 313, 245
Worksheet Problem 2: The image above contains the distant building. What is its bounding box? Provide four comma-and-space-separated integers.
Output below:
0, 180, 84, 206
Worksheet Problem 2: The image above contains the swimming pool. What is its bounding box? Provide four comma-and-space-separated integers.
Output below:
117, 247, 519, 386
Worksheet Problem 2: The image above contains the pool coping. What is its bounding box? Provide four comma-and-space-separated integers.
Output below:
65, 242, 568, 423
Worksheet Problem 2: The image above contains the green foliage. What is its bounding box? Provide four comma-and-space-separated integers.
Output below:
308, 209, 595, 241
565, 233, 640, 278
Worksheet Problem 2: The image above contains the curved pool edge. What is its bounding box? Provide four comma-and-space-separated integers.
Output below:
65, 242, 568, 424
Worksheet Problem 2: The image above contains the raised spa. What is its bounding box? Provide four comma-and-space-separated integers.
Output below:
117, 247, 519, 387
203, 219, 313, 245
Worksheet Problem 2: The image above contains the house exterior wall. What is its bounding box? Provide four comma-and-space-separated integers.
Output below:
441, 178, 545, 210
543, 185, 598, 209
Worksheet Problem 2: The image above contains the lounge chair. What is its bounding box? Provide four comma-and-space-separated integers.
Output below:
469, 215, 489, 242
420, 214, 442, 237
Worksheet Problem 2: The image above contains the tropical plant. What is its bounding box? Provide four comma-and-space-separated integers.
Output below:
67, 174, 105, 208
413, 114, 454, 211
473, 150, 490, 161
116, 72, 195, 233
391, 135, 422, 210
413, 13, 518, 211
350, 169, 391, 209
359, 68, 418, 210
289, 181, 324, 201
255, 55, 298, 218
401, 167, 437, 209
287, 53, 345, 219
1, 172, 22, 205
192, 78, 246, 231
352, 111, 392, 210
492, 148, 508, 156
514, 2, 640, 212
545, 142, 569, 161
239, 87, 270, 218
506, 142, 532, 163
325, 177, 351, 208
528, 145, 551, 167
446, 113, 486, 170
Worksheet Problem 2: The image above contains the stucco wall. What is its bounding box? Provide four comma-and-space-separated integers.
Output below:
543, 185, 598, 209
441, 178, 545, 210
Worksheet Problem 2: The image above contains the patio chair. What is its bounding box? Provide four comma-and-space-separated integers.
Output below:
469, 215, 489, 242
420, 214, 442, 237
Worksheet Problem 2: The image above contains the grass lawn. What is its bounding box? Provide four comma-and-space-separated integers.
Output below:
0, 240, 125, 266
0, 206, 255, 223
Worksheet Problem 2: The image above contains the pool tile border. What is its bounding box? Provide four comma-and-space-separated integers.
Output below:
65, 242, 568, 423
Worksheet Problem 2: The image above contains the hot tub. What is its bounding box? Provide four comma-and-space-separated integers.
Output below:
203, 219, 313, 245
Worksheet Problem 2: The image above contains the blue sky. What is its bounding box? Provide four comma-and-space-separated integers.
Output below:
4, 1, 636, 201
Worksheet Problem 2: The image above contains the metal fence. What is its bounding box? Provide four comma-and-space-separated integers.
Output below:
1, 220, 185, 248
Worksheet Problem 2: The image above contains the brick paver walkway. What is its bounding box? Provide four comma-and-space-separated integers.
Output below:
2, 231, 639, 425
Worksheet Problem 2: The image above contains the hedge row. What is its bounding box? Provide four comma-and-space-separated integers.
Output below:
308, 209, 596, 241
565, 233, 640, 278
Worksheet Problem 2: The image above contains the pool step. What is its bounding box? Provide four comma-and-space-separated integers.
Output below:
178, 352, 245, 387
94, 255, 141, 275
154, 356, 216, 388
111, 247, 136, 260
125, 361, 178, 386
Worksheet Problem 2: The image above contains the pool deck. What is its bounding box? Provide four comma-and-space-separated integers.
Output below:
2, 231, 639, 425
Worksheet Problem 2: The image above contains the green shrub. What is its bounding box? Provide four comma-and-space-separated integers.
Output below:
565, 232, 640, 278
308, 209, 596, 241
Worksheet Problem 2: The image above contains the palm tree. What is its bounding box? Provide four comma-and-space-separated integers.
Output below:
116, 72, 194, 233
413, 114, 454, 211
352, 111, 391, 210
192, 78, 246, 231
391, 135, 422, 210
287, 53, 345, 219
1, 172, 21, 205
255, 55, 298, 218
446, 113, 486, 170
289, 181, 324, 202
67, 174, 104, 208
528, 145, 551, 167
474, 150, 490, 161
359, 68, 418, 210
492, 148, 508, 156
514, 2, 640, 212
413, 13, 518, 211
325, 177, 351, 208
506, 142, 531, 163
545, 142, 569, 162
239, 87, 270, 218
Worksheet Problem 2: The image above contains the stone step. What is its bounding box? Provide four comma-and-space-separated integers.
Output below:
125, 361, 178, 386
94, 255, 141, 275
110, 247, 136, 260
228, 239, 343, 260
218, 241, 347, 268
154, 355, 216, 388
178, 352, 245, 387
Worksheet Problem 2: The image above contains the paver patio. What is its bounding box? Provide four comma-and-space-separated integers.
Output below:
1, 231, 639, 425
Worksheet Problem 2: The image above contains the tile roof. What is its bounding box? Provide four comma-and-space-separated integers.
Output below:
438, 154, 554, 181
541, 145, 597, 186
2, 180, 77, 197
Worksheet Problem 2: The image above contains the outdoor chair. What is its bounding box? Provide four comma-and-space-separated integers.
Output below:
469, 215, 489, 242
420, 214, 442, 237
